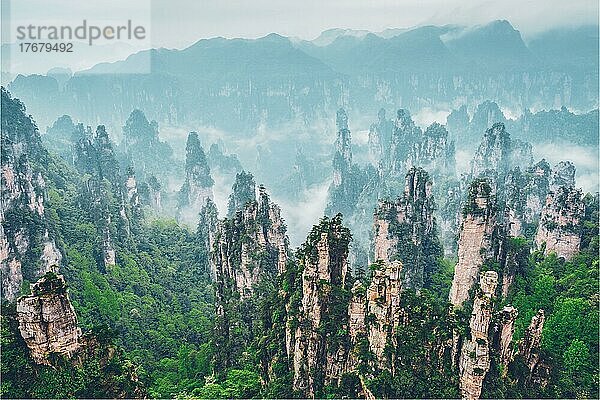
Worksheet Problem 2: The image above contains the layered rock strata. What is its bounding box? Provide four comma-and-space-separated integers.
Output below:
16, 273, 82, 365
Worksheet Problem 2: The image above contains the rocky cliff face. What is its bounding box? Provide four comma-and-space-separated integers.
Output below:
211, 185, 289, 297
290, 215, 351, 398
121, 109, 175, 181
458, 271, 498, 400
365, 260, 402, 365
177, 132, 214, 224
227, 170, 256, 217
550, 161, 576, 191
332, 109, 352, 188
207, 142, 243, 176
373, 167, 441, 290
125, 167, 141, 208
1, 88, 61, 302
535, 186, 584, 260
145, 175, 162, 211
387, 110, 455, 180
503, 160, 552, 237
471, 123, 532, 179
518, 310, 549, 386
198, 199, 219, 279
437, 178, 467, 256
412, 123, 456, 177
501, 159, 578, 240
449, 179, 498, 306
16, 273, 82, 365
326, 109, 374, 263
210, 184, 290, 373
367, 108, 392, 168
498, 305, 519, 371
73, 124, 140, 268
468, 101, 507, 144
388, 109, 422, 177
446, 105, 470, 142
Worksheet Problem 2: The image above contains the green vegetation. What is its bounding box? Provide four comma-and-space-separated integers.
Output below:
1, 87, 598, 399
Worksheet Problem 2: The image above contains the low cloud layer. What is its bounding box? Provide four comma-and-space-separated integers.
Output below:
534, 142, 599, 193
272, 181, 331, 248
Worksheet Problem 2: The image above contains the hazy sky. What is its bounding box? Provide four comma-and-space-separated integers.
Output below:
5, 0, 599, 49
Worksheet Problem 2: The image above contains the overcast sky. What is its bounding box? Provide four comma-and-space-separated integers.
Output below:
5, 0, 599, 49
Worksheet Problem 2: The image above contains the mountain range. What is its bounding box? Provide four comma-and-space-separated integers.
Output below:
6, 20, 599, 132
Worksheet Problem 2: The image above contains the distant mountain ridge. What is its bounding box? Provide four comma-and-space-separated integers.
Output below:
7, 20, 599, 132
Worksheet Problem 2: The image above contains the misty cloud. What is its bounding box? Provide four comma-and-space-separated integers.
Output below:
272, 181, 331, 247
534, 142, 599, 192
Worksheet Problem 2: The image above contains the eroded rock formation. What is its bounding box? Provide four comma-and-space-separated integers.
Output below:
291, 215, 351, 397
368, 108, 389, 167
498, 305, 519, 371
373, 167, 441, 290
177, 132, 214, 223
535, 186, 584, 260
458, 271, 498, 400
503, 160, 552, 237
387, 110, 455, 180
365, 260, 402, 364
16, 273, 82, 365
227, 170, 256, 217
471, 122, 532, 179
449, 179, 498, 306
211, 185, 289, 297
1, 88, 61, 301
518, 310, 550, 386
332, 108, 352, 188
550, 161, 576, 190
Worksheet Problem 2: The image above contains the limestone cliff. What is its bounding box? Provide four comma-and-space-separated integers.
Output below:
16, 273, 82, 365
471, 123, 532, 179
326, 109, 375, 266
449, 179, 498, 306
210, 184, 290, 374
550, 161, 576, 190
498, 305, 518, 371
373, 167, 441, 290
388, 109, 422, 177
125, 166, 141, 209
411, 122, 456, 177
471, 123, 511, 177
468, 101, 507, 144
290, 215, 351, 398
503, 160, 552, 237
121, 109, 174, 180
347, 280, 367, 342
367, 109, 388, 168
365, 260, 402, 365
535, 186, 584, 260
437, 178, 467, 256
227, 170, 256, 217
518, 310, 549, 386
387, 110, 455, 180
73, 124, 139, 267
458, 271, 498, 400
332, 108, 352, 188
211, 185, 289, 297
1, 88, 61, 301
198, 199, 219, 279
79, 174, 117, 268
146, 175, 162, 211
207, 142, 243, 175
177, 132, 214, 223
